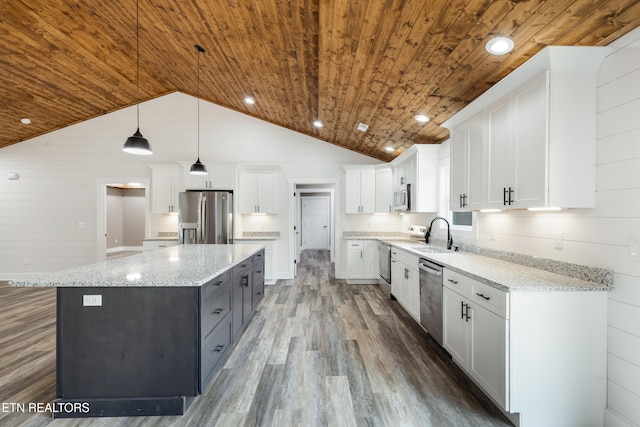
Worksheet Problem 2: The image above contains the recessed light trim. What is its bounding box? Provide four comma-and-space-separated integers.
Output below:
485, 36, 514, 55
356, 123, 369, 132
313, 120, 323, 128
384, 146, 395, 152
415, 114, 429, 123
244, 96, 255, 105
20, 118, 31, 125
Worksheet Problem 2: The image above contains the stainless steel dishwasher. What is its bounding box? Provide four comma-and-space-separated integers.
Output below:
418, 258, 443, 346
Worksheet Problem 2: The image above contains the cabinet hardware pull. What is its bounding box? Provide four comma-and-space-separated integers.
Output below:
459, 194, 463, 208
503, 187, 508, 206
256, 292, 262, 295
465, 304, 471, 322
460, 301, 464, 319
214, 345, 225, 352
448, 279, 458, 285
242, 275, 249, 287
508, 187, 514, 205
214, 280, 223, 286
212, 308, 223, 315
463, 194, 467, 207
476, 293, 490, 300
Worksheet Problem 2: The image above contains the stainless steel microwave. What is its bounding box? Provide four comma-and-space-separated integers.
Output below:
393, 183, 411, 212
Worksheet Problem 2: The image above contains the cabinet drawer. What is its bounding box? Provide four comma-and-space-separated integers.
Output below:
347, 240, 363, 250
470, 280, 508, 319
201, 272, 232, 341
443, 269, 471, 296
201, 314, 232, 388
391, 247, 418, 269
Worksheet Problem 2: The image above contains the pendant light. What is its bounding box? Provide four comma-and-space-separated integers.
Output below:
190, 44, 208, 175
123, 0, 152, 155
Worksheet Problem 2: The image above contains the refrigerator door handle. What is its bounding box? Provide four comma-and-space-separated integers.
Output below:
199, 194, 207, 244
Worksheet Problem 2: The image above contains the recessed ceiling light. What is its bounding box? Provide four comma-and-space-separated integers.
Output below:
415, 114, 429, 123
244, 96, 255, 105
313, 120, 323, 128
384, 146, 395, 152
356, 123, 369, 132
20, 118, 31, 125
485, 36, 514, 55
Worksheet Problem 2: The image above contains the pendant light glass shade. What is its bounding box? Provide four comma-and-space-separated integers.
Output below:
190, 44, 208, 175
123, 0, 152, 155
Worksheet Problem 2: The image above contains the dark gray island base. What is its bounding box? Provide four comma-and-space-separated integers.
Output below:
13, 244, 265, 418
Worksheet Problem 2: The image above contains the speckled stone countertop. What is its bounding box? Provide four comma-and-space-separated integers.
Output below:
390, 241, 610, 292
10, 244, 264, 288
235, 231, 279, 241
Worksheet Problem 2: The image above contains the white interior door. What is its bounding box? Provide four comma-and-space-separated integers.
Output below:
301, 196, 329, 249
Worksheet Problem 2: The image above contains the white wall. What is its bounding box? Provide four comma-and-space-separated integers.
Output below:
0, 92, 378, 279
442, 29, 640, 427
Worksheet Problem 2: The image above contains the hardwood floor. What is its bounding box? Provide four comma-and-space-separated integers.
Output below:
0, 251, 511, 426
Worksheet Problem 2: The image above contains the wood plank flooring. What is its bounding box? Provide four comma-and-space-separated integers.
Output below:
0, 250, 511, 426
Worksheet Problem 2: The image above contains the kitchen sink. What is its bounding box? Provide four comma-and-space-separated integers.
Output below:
409, 245, 451, 254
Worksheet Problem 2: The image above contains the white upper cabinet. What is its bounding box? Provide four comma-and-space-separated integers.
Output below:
180, 161, 235, 190
345, 168, 375, 213
444, 46, 609, 210
375, 168, 393, 213
450, 112, 485, 211
150, 164, 184, 214
389, 145, 439, 213
238, 170, 276, 214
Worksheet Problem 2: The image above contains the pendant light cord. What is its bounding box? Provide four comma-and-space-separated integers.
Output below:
195, 45, 205, 158
135, 0, 140, 128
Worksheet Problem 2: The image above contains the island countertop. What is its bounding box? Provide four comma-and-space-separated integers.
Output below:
10, 244, 265, 288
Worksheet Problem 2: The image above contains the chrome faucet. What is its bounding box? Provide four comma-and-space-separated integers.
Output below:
425, 216, 453, 250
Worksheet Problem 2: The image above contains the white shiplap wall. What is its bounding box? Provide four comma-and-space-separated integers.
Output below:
0, 92, 379, 279
443, 29, 640, 427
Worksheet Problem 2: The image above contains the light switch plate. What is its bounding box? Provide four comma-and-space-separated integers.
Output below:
83, 295, 102, 306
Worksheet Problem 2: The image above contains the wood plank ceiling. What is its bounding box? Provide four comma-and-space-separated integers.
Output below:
1, 0, 639, 161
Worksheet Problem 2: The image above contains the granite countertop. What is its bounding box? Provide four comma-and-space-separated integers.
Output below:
388, 241, 610, 292
235, 232, 279, 241
10, 244, 265, 288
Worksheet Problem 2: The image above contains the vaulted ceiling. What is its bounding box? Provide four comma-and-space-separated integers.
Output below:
2, 0, 639, 161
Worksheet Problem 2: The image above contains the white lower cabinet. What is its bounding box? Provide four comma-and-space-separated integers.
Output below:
346, 240, 378, 284
390, 247, 420, 321
443, 281, 508, 409
442, 267, 607, 427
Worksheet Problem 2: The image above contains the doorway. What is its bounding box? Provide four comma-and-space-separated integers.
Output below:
291, 182, 336, 278
96, 178, 150, 262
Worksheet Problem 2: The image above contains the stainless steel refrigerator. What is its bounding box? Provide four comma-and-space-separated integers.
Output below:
178, 191, 234, 244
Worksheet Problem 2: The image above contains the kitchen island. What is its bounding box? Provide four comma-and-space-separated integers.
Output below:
11, 244, 266, 418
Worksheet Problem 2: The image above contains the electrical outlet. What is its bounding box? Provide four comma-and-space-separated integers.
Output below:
629, 236, 640, 257
83, 295, 102, 307
554, 232, 563, 250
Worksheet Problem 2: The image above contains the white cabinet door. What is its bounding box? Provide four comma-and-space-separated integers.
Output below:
151, 166, 183, 214
512, 75, 547, 208
469, 303, 508, 410
375, 168, 392, 213
450, 125, 468, 210
346, 240, 364, 279
443, 286, 469, 368
362, 240, 379, 279
345, 169, 375, 213
390, 258, 404, 300
485, 99, 513, 209
405, 265, 420, 322
466, 113, 485, 210
345, 170, 362, 213
238, 170, 276, 214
